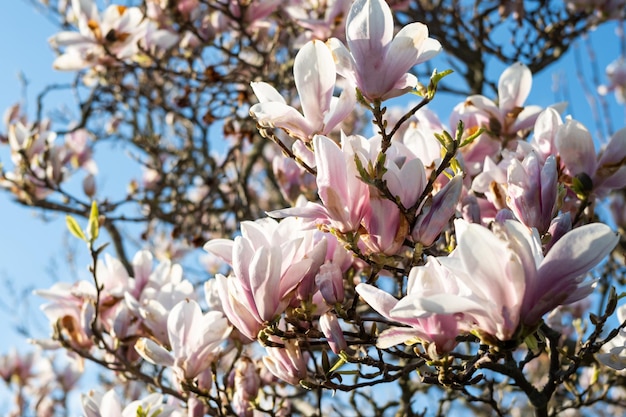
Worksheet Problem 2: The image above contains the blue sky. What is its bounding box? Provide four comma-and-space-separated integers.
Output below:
0, 0, 624, 400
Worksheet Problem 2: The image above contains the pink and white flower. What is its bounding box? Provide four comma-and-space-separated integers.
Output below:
328, 0, 441, 101
250, 40, 355, 142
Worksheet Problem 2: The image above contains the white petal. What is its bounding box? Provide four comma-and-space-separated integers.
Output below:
498, 62, 532, 111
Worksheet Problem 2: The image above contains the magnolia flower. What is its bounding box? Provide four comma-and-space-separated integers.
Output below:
49, 1, 146, 70
250, 40, 355, 142
230, 357, 260, 417
356, 258, 462, 354
450, 63, 547, 174
135, 299, 231, 382
328, 0, 441, 101
271, 134, 371, 234
506, 152, 557, 233
360, 219, 618, 345
412, 175, 463, 246
556, 119, 626, 197
81, 389, 123, 417
262, 338, 310, 385
319, 312, 348, 354
204, 217, 327, 340
452, 63, 543, 138
121, 251, 194, 344
598, 57, 626, 103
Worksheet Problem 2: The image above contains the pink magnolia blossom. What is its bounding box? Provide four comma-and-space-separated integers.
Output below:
49, 1, 147, 70
35, 280, 97, 350
250, 40, 355, 142
412, 175, 463, 246
356, 258, 463, 354
204, 217, 327, 340
452, 62, 543, 137
229, 357, 260, 417
598, 57, 626, 103
361, 219, 618, 346
450, 63, 547, 173
124, 251, 194, 344
262, 338, 310, 385
556, 119, 626, 197
135, 299, 231, 383
319, 312, 348, 354
272, 134, 371, 234
506, 152, 558, 233
328, 0, 441, 101
315, 262, 345, 306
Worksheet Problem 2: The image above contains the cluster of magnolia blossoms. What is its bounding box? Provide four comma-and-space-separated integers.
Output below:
246, 0, 624, 358
0, 105, 97, 201
21, 0, 626, 414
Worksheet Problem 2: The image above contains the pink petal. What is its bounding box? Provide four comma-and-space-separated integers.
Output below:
555, 118, 597, 176
355, 283, 398, 320
346, 0, 393, 72
294, 40, 336, 126
498, 62, 532, 111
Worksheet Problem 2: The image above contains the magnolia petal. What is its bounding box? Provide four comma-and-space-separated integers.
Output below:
531, 107, 562, 159
52, 52, 91, 71
555, 118, 597, 176
415, 37, 443, 65
49, 31, 92, 48
135, 338, 174, 367
598, 127, 626, 167
511, 105, 543, 132
250, 81, 285, 104
597, 346, 626, 371
203, 239, 234, 264
323, 85, 357, 133
498, 62, 532, 111
100, 390, 124, 417
250, 245, 282, 321
249, 102, 312, 139
346, 0, 393, 70
314, 135, 350, 217
294, 40, 335, 125
168, 299, 202, 356
326, 38, 357, 85
384, 22, 436, 84
538, 224, 618, 290
391, 293, 485, 318
376, 327, 419, 349
355, 283, 397, 320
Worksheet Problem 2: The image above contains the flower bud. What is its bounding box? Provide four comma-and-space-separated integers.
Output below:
315, 262, 344, 305
319, 312, 347, 354
412, 175, 462, 246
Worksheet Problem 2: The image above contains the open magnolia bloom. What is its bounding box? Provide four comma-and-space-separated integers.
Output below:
358, 219, 618, 348
135, 299, 231, 383
49, 1, 147, 70
204, 217, 328, 340
327, 0, 441, 101
250, 39, 355, 142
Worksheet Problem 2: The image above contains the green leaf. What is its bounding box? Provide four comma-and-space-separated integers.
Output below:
87, 201, 99, 243
524, 334, 539, 351
328, 352, 348, 373
427, 69, 453, 99
65, 215, 86, 241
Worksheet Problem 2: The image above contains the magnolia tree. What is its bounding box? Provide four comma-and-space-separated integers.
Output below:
2, 0, 626, 416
